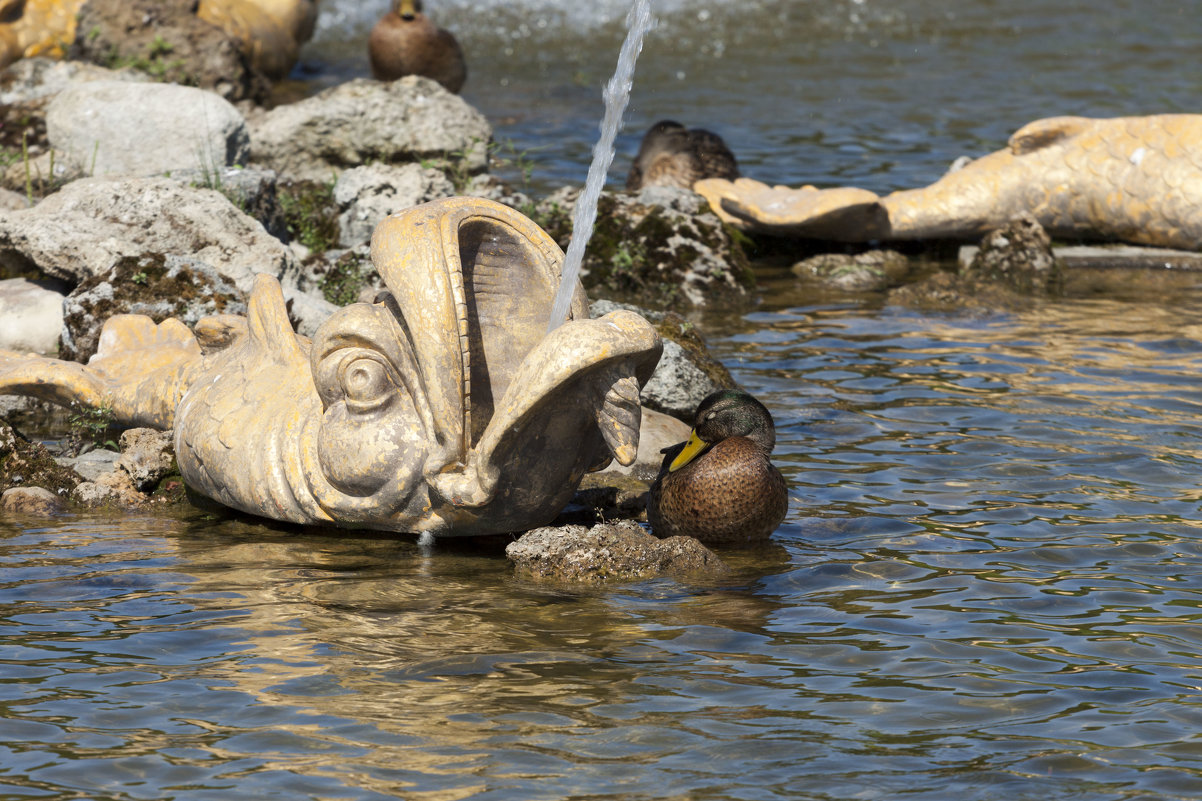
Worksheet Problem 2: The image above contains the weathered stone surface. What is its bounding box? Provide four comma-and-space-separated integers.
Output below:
333, 163, 455, 247
536, 186, 753, 307
169, 165, 287, 241
46, 80, 249, 178
61, 253, 245, 363
248, 77, 491, 183
591, 299, 736, 422
0, 57, 147, 104
115, 428, 175, 491
962, 212, 1062, 294
889, 215, 1062, 312
792, 249, 913, 291
0, 188, 27, 210
506, 520, 730, 583
0, 177, 298, 292
57, 447, 120, 481
0, 417, 83, 495
2, 485, 65, 515
0, 278, 62, 354
69, 0, 268, 103
72, 469, 144, 507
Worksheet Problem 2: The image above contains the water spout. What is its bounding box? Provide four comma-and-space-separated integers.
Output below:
546, 0, 654, 332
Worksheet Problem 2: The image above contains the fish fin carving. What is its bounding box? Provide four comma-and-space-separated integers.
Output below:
1009, 116, 1092, 156
246, 273, 307, 369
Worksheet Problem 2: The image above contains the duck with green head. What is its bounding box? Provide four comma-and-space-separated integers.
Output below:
648, 389, 788, 543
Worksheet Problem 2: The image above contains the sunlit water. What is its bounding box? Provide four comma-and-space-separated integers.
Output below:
4, 1, 1202, 799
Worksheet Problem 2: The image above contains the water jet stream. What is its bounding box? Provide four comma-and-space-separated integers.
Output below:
546, 0, 654, 331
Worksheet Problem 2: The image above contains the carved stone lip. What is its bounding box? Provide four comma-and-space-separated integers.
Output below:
369, 197, 590, 468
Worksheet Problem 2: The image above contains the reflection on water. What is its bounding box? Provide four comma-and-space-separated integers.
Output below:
4, 287, 1202, 798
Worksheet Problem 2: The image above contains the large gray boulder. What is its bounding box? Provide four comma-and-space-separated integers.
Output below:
0, 177, 298, 293
46, 81, 249, 178
249, 77, 492, 182
333, 163, 455, 247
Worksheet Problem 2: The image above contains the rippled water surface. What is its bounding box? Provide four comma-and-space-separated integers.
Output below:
5, 0, 1202, 798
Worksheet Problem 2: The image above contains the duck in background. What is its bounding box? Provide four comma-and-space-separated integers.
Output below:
369, 0, 466, 93
626, 120, 740, 192
648, 389, 788, 544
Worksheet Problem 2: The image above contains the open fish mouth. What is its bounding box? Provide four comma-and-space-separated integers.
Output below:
306, 197, 662, 532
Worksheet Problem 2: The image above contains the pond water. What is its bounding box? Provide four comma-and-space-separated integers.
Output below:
4, 1, 1202, 799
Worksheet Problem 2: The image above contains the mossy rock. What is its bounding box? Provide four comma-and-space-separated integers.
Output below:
278, 179, 340, 254
61, 253, 245, 363
0, 419, 84, 497
535, 187, 754, 308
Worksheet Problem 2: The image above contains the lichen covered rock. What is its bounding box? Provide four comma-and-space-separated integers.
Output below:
61, 253, 245, 362
534, 186, 753, 307
506, 520, 730, 583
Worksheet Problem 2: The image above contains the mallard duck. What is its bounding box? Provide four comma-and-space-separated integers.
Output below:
368, 0, 466, 94
648, 389, 788, 544
625, 120, 740, 192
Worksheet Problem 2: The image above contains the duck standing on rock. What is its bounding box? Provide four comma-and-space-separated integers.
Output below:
648, 389, 788, 544
369, 0, 466, 93
626, 120, 740, 191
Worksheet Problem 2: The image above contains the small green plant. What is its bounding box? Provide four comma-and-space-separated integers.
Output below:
131, 271, 148, 285
278, 179, 340, 253
65, 401, 118, 455
490, 138, 546, 191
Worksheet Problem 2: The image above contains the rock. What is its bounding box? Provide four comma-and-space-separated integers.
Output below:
0, 57, 148, 106
2, 485, 65, 515
591, 299, 736, 422
115, 428, 175, 491
57, 447, 120, 481
333, 163, 455, 247
0, 58, 149, 192
506, 520, 730, 583
72, 469, 144, 507
792, 249, 913, 291
45, 80, 249, 178
463, 173, 533, 215
888, 214, 1062, 312
69, 0, 268, 103
169, 165, 287, 241
0, 176, 298, 293
962, 212, 1062, 294
61, 253, 245, 362
536, 186, 753, 307
0, 188, 27, 209
0, 277, 63, 354
0, 417, 84, 496
248, 77, 491, 183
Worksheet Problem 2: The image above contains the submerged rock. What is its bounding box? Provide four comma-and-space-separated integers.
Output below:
792, 249, 913, 292
507, 520, 730, 583
889, 214, 1063, 311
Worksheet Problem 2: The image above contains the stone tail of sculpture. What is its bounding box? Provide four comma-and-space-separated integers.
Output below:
0, 314, 205, 430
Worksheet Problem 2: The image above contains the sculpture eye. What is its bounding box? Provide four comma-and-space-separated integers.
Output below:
340, 356, 393, 411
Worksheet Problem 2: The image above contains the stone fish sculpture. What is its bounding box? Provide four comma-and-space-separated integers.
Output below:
0, 197, 663, 536
696, 114, 1202, 251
